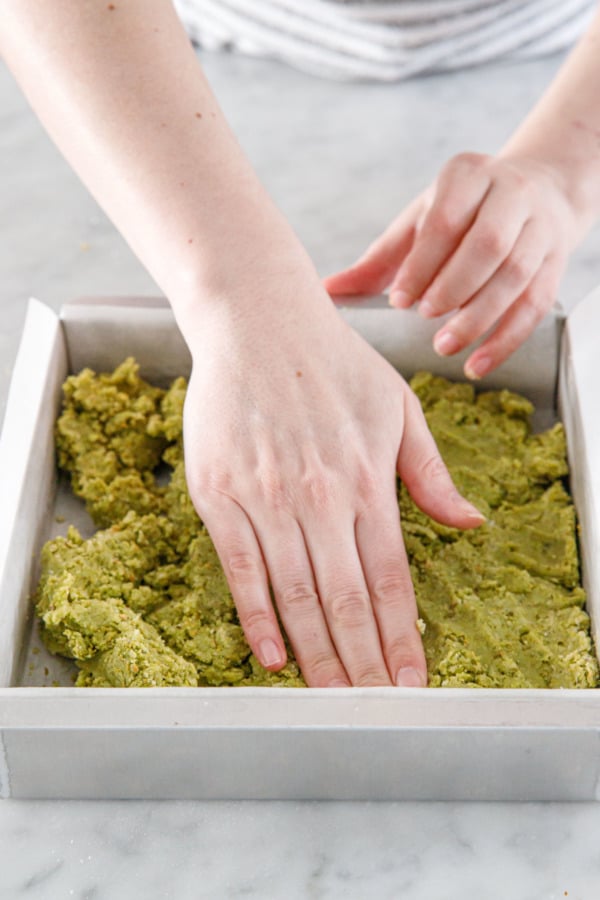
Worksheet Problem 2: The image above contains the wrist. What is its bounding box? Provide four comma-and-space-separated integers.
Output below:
158, 184, 314, 327
167, 227, 328, 353
500, 133, 600, 238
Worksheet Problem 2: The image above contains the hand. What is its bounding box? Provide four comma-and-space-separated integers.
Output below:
181, 276, 484, 687
325, 153, 581, 378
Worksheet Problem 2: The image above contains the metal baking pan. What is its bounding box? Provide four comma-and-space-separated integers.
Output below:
0, 293, 599, 801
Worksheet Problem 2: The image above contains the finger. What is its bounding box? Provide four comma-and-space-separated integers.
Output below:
355, 493, 427, 687
323, 195, 422, 299
201, 497, 287, 671
419, 181, 529, 318
398, 389, 485, 528
463, 255, 564, 379
432, 218, 547, 356
389, 153, 491, 308
254, 512, 351, 687
301, 502, 392, 686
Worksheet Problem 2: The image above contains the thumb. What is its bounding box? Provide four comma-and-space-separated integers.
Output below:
323, 257, 392, 298
397, 390, 485, 529
324, 196, 423, 298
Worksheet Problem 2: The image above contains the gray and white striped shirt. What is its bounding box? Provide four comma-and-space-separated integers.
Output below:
174, 0, 596, 80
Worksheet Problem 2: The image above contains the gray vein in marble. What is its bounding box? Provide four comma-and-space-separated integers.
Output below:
23, 858, 65, 892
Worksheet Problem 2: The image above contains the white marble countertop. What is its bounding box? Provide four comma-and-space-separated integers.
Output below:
2, 43, 600, 899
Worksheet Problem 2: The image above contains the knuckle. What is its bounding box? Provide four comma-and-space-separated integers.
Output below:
300, 469, 336, 512
448, 151, 486, 172
503, 254, 531, 287
353, 667, 391, 687
241, 607, 273, 639
225, 550, 261, 585
192, 465, 233, 503
427, 204, 459, 236
474, 225, 506, 259
426, 290, 455, 314
386, 636, 423, 668
355, 463, 380, 508
419, 452, 449, 484
257, 468, 291, 511
511, 288, 551, 333
328, 588, 371, 628
302, 654, 346, 687
439, 153, 480, 185
534, 293, 554, 316
371, 572, 413, 608
506, 164, 528, 190
278, 582, 319, 614
520, 297, 547, 334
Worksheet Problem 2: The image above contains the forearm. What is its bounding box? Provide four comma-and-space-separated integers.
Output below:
0, 0, 310, 335
501, 6, 600, 233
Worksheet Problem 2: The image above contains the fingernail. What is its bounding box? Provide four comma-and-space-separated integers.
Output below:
419, 299, 435, 318
389, 289, 412, 308
259, 638, 283, 668
395, 666, 426, 687
464, 356, 491, 380
453, 490, 486, 523
462, 503, 486, 524
434, 331, 460, 356
328, 679, 350, 688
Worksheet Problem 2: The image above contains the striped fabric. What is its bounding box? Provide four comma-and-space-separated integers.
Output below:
174, 0, 596, 80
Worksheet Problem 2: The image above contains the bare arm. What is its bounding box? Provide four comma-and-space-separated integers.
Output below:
0, 0, 307, 327
1, 0, 482, 687
327, 7, 600, 377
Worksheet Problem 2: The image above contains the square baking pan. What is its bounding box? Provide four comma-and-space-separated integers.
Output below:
0, 293, 599, 801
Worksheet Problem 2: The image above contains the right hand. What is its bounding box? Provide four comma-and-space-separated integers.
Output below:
180, 265, 484, 687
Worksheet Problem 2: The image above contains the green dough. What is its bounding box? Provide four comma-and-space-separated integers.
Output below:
405, 372, 598, 688
35, 363, 599, 689
55, 358, 168, 527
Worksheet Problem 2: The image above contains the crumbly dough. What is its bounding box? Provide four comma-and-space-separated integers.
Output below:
406, 372, 598, 688
35, 360, 599, 689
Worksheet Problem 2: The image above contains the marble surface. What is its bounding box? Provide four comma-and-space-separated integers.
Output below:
2, 42, 600, 899
0, 800, 599, 899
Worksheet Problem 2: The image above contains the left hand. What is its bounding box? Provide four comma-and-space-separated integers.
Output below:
324, 152, 582, 378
